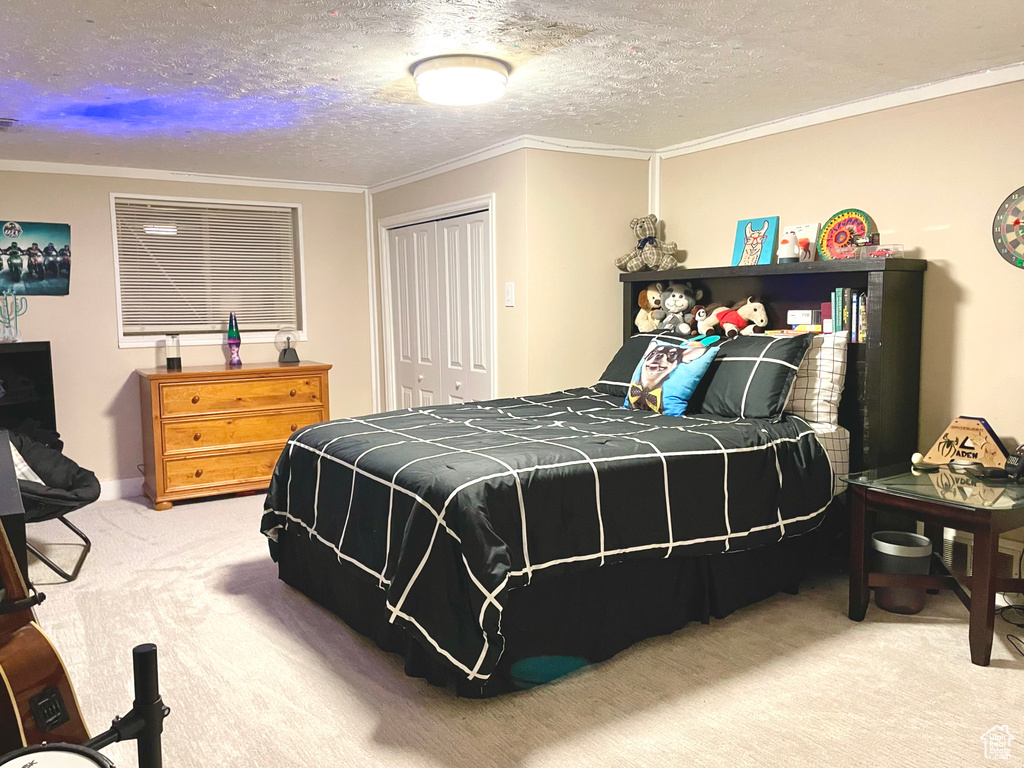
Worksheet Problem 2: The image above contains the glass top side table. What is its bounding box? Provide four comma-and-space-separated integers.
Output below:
845, 463, 1024, 665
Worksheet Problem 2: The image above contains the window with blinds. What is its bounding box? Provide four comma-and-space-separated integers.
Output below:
113, 196, 303, 340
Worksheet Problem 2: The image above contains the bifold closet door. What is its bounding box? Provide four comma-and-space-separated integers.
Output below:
386, 211, 493, 410
387, 223, 442, 408
437, 212, 492, 404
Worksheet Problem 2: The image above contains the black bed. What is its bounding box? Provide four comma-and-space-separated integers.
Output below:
261, 386, 836, 696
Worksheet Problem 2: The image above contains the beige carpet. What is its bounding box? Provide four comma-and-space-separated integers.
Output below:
24, 496, 1024, 767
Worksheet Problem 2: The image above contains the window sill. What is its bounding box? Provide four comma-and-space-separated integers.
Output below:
118, 330, 307, 349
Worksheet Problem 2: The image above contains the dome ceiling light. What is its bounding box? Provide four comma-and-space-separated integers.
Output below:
411, 55, 511, 106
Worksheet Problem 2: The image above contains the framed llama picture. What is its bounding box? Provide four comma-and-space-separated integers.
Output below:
731, 217, 779, 266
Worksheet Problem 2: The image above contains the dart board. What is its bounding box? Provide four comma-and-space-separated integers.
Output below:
993, 185, 1024, 269
818, 209, 872, 259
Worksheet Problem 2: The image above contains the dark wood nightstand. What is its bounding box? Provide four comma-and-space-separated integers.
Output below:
846, 464, 1024, 666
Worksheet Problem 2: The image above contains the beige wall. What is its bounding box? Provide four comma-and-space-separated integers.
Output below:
0, 171, 370, 485
659, 80, 1024, 450
525, 150, 649, 392
370, 149, 648, 401
372, 150, 530, 399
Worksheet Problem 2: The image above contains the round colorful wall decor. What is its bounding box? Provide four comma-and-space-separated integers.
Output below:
993, 185, 1024, 269
818, 209, 872, 259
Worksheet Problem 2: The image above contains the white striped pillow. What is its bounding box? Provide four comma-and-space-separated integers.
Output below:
783, 332, 849, 426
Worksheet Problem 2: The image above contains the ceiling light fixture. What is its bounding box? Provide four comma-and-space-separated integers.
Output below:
411, 55, 510, 106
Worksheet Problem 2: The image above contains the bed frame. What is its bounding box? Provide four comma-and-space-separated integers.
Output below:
272, 259, 926, 696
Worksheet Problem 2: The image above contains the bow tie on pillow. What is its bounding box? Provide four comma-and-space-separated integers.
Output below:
628, 383, 662, 412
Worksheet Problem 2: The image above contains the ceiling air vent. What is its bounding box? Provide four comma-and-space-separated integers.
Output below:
0, 118, 20, 132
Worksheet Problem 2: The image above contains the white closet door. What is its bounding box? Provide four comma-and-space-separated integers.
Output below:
385, 210, 493, 410
388, 224, 441, 408
438, 212, 493, 404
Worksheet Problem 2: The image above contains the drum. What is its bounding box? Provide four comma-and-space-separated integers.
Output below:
0, 744, 113, 768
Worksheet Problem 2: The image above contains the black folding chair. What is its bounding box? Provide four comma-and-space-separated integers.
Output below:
11, 432, 101, 582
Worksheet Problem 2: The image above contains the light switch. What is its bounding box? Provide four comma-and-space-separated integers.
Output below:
504, 282, 515, 307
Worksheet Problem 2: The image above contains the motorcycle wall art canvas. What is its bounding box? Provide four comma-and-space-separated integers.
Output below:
0, 220, 71, 295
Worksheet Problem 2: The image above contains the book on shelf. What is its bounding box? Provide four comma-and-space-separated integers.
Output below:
851, 292, 859, 342
843, 288, 852, 335
822, 287, 868, 340
858, 291, 868, 342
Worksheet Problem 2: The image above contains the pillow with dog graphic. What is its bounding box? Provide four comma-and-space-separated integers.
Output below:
623, 336, 720, 417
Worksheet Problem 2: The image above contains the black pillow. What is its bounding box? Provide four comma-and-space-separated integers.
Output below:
687, 333, 813, 419
595, 332, 683, 397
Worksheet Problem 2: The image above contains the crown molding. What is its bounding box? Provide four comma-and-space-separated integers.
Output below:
4, 63, 1019, 196
0, 158, 367, 193
657, 62, 1024, 160
369, 134, 655, 194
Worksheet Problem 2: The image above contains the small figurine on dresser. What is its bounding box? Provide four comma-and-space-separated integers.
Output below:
227, 311, 242, 366
615, 214, 678, 272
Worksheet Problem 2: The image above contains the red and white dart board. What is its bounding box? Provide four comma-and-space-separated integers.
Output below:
993, 185, 1024, 269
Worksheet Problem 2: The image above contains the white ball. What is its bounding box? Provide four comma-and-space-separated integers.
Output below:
911, 452, 924, 465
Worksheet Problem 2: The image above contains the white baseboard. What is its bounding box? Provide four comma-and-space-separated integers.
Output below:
99, 476, 145, 501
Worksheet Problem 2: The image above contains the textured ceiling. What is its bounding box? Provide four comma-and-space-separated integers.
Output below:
0, 0, 1021, 186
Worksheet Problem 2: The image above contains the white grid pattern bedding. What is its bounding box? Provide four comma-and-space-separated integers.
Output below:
262, 387, 836, 683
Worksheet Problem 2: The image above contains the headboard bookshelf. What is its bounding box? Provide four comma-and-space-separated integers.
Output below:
620, 258, 927, 472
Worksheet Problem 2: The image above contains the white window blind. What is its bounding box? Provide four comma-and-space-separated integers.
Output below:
114, 197, 302, 336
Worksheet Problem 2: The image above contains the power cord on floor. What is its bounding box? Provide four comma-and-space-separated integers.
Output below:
1007, 634, 1024, 658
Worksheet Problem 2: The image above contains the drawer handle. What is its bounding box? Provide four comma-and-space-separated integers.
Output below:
191, 395, 200, 404
193, 432, 202, 441
194, 468, 203, 478
289, 389, 297, 397
290, 424, 298, 432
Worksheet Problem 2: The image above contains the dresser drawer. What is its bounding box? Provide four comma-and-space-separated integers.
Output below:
160, 375, 322, 417
164, 448, 282, 492
162, 408, 324, 455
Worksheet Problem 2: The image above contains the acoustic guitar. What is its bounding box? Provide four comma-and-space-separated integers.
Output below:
0, 519, 89, 754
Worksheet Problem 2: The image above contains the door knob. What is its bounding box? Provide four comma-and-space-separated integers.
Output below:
455, 381, 462, 390
418, 374, 424, 382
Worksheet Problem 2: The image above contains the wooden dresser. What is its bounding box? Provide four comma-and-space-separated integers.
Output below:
136, 362, 331, 510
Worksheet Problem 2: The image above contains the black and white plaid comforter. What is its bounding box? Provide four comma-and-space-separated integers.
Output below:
262, 388, 833, 682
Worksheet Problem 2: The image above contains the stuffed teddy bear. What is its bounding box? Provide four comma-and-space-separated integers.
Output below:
697, 297, 769, 338
615, 214, 679, 272
654, 282, 703, 335
634, 282, 664, 333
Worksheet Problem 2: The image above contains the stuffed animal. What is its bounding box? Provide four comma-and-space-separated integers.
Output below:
615, 214, 679, 272
655, 282, 703, 335
634, 282, 664, 333
697, 297, 769, 338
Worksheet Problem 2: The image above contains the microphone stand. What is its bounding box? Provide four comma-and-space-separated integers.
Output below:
85, 644, 170, 768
